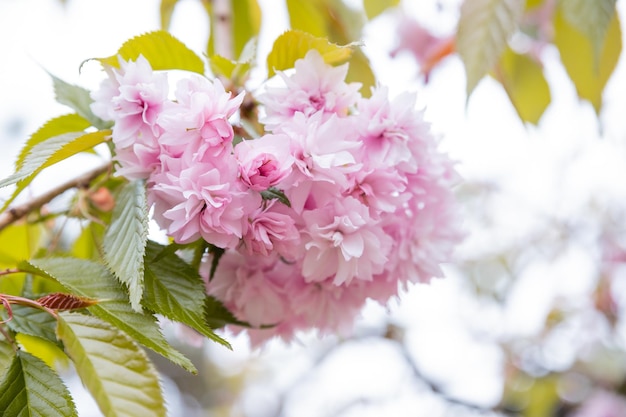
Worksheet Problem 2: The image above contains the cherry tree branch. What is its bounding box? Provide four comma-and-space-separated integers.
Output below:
0, 162, 111, 232
212, 0, 233, 60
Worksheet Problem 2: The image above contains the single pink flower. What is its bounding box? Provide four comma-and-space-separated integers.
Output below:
241, 200, 301, 258
109, 55, 168, 149
301, 196, 392, 286
234, 133, 294, 191
157, 74, 243, 161
259, 49, 361, 129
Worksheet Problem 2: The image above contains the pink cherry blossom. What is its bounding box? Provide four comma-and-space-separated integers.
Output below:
259, 49, 361, 129
110, 55, 168, 149
301, 196, 392, 286
157, 74, 243, 161
149, 154, 259, 248
234, 133, 294, 191
241, 200, 301, 258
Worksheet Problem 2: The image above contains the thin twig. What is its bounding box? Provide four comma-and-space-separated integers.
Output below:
213, 0, 233, 60
0, 162, 111, 232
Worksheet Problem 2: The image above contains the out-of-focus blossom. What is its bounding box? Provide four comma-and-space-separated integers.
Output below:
570, 390, 626, 417
391, 16, 455, 81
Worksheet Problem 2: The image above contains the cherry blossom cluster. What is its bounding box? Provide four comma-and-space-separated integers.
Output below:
91, 50, 462, 344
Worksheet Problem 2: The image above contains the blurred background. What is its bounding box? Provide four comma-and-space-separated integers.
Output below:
2, 0, 626, 416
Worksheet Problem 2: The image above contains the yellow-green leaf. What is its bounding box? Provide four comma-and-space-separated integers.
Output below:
363, 0, 400, 20
494, 48, 551, 124
15, 114, 91, 171
457, 0, 525, 96
98, 30, 205, 74
232, 0, 262, 59
267, 30, 355, 76
15, 333, 69, 370
286, 0, 327, 37
0, 130, 110, 211
57, 312, 166, 417
559, 0, 616, 64
554, 8, 622, 113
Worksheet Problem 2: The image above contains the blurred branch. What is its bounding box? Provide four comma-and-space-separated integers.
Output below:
212, 0, 233, 59
0, 162, 111, 232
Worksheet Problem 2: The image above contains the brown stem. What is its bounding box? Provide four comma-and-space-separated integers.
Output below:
0, 162, 111, 232
0, 268, 20, 278
213, 0, 233, 60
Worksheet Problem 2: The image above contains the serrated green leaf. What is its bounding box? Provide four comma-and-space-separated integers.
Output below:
0, 333, 14, 377
267, 30, 355, 77
494, 48, 551, 124
49, 74, 109, 129
57, 312, 165, 417
363, 0, 400, 20
457, 0, 524, 96
285, 0, 372, 94
98, 30, 205, 74
2, 304, 58, 344
103, 181, 148, 312
232, 0, 262, 59
559, 0, 616, 64
15, 114, 91, 172
143, 241, 230, 348
160, 0, 181, 30
0, 130, 110, 211
23, 258, 197, 373
0, 350, 77, 417
554, 8, 621, 113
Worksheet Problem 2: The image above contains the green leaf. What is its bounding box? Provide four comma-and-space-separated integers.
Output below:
160, 0, 181, 30
346, 49, 376, 97
232, 0, 262, 59
554, 8, 622, 113
205, 295, 248, 328
363, 0, 400, 20
267, 30, 355, 77
103, 181, 148, 312
143, 241, 231, 348
15, 333, 69, 371
15, 114, 91, 171
0, 350, 77, 417
2, 304, 58, 344
559, 0, 616, 64
49, 74, 109, 129
0, 333, 14, 377
285, 0, 327, 37
98, 30, 205, 74
494, 48, 551, 124
57, 312, 165, 417
456, 0, 524, 96
23, 258, 197, 373
71, 221, 106, 260
260, 187, 291, 207
209, 54, 252, 81
0, 130, 110, 211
